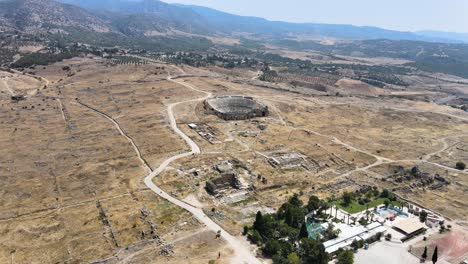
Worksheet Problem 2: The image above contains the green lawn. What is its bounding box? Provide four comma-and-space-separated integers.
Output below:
333, 198, 400, 214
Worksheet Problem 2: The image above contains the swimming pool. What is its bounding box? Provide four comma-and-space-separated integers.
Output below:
376, 206, 409, 219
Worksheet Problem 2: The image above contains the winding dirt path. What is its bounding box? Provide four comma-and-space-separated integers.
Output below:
0, 69, 49, 97
61, 58, 261, 263
75, 100, 153, 173
144, 73, 262, 264
0, 78, 15, 96
74, 72, 261, 263
262, 97, 468, 174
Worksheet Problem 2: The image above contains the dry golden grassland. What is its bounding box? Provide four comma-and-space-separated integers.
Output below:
0, 59, 228, 263
0, 55, 467, 263
153, 72, 467, 231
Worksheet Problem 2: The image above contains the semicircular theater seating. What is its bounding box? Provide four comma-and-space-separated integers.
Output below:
205, 96, 268, 120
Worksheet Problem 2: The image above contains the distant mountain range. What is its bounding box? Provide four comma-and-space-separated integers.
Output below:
175, 4, 463, 43
415, 31, 468, 43
0, 0, 111, 33
1, 0, 467, 45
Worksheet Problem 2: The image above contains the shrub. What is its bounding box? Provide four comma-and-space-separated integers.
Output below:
375, 232, 383, 240
384, 199, 390, 207
366, 234, 380, 244
358, 217, 368, 226
243, 226, 249, 236
456, 162, 466, 170
357, 240, 365, 248
250, 230, 263, 244
336, 249, 354, 264
385, 233, 392, 241
350, 239, 359, 251
439, 225, 446, 234
286, 253, 301, 264
264, 240, 281, 257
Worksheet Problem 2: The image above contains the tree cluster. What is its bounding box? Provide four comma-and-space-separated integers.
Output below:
246, 194, 338, 264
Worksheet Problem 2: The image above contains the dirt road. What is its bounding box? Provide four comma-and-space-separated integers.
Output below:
0, 78, 15, 95
70, 63, 261, 263
144, 73, 262, 264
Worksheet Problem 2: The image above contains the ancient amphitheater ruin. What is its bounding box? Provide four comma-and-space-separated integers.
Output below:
204, 96, 268, 120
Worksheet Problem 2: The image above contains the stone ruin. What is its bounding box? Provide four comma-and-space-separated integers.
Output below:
266, 151, 318, 171
388, 166, 450, 190
205, 161, 249, 195
204, 96, 268, 121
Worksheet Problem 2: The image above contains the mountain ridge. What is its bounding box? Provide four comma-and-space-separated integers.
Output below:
56, 0, 468, 43
1, 0, 467, 46
0, 0, 111, 33
177, 4, 465, 43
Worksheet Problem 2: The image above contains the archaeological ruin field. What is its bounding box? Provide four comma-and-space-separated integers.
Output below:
0, 54, 467, 263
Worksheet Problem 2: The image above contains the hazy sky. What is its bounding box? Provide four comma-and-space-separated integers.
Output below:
161, 0, 468, 33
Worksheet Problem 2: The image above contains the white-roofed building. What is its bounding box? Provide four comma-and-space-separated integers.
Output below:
321, 222, 387, 254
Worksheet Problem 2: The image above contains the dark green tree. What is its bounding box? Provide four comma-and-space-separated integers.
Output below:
250, 229, 262, 244
272, 254, 287, 264
278, 240, 295, 258
254, 211, 266, 234
299, 223, 309, 239
307, 195, 321, 212
343, 192, 353, 206
420, 210, 428, 223
299, 238, 328, 264
285, 206, 305, 228
289, 194, 304, 207
286, 252, 301, 264
432, 246, 438, 264
278, 222, 299, 242
422, 246, 427, 259
317, 201, 330, 216
243, 225, 249, 236
336, 249, 354, 264
323, 223, 341, 241
350, 239, 359, 251
380, 189, 390, 198
384, 199, 390, 208
264, 240, 281, 257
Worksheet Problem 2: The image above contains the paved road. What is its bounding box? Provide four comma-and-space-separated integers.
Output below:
144, 73, 262, 264
355, 240, 420, 264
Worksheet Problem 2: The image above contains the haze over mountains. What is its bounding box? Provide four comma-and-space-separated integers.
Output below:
1, 0, 467, 44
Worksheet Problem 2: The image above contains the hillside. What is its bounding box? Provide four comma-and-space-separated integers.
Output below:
58, 0, 464, 43
0, 0, 216, 52
180, 4, 434, 41
1, 0, 466, 45
0, 0, 111, 33
59, 0, 213, 35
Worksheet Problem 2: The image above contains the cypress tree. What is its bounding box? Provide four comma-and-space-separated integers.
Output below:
432, 246, 438, 264
253, 211, 265, 234
299, 223, 309, 239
